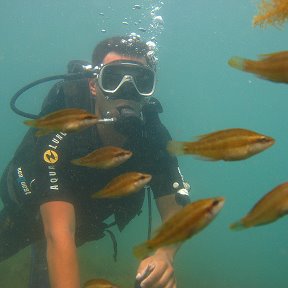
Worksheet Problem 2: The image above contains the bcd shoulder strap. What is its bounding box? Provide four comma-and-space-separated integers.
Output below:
40, 60, 95, 116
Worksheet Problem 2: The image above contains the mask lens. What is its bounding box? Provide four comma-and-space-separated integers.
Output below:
99, 63, 155, 95
132, 66, 155, 94
101, 65, 124, 91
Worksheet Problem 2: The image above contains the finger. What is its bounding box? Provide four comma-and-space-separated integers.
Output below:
156, 277, 176, 288
136, 263, 155, 282
166, 279, 177, 288
143, 266, 175, 288
140, 268, 162, 288
159, 274, 175, 288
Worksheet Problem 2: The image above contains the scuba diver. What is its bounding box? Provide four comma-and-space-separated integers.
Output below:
0, 36, 190, 288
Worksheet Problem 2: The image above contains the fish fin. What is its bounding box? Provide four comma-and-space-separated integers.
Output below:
71, 159, 104, 169
24, 119, 37, 127
133, 243, 150, 260
228, 57, 245, 71
166, 141, 184, 155
35, 129, 51, 137
167, 140, 217, 160
91, 191, 101, 199
194, 133, 208, 141
258, 53, 275, 61
229, 220, 245, 231
193, 131, 218, 141
71, 159, 81, 166
192, 154, 219, 161
194, 129, 228, 141
258, 51, 288, 62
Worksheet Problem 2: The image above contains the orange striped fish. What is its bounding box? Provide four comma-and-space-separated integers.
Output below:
230, 182, 288, 230
24, 108, 100, 136
167, 128, 274, 161
71, 146, 132, 169
91, 172, 151, 199
83, 278, 119, 288
228, 51, 288, 83
133, 197, 225, 259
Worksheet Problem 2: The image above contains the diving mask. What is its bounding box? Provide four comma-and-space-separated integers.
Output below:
94, 61, 156, 97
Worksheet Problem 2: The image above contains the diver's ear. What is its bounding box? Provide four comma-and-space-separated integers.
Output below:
89, 79, 97, 96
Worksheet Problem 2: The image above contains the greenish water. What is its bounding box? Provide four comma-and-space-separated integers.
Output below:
1, 0, 288, 287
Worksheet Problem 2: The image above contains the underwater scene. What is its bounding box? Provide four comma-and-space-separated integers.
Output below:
1, 0, 288, 287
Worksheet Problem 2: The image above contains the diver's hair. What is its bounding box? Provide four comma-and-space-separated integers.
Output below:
92, 36, 155, 70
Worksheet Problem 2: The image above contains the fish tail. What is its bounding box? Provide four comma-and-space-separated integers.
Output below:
229, 220, 245, 231
24, 119, 37, 127
35, 129, 50, 137
91, 191, 101, 199
70, 159, 80, 166
166, 141, 185, 156
228, 57, 246, 71
71, 159, 97, 168
133, 243, 151, 260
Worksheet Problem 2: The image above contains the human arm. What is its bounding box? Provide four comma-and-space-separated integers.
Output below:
136, 194, 184, 288
40, 201, 80, 288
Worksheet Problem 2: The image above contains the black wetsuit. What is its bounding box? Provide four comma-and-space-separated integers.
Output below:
0, 80, 189, 287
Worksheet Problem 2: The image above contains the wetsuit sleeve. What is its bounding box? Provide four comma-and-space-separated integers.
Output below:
149, 150, 190, 205
30, 84, 76, 206
5, 82, 74, 209
145, 118, 190, 204
32, 131, 76, 206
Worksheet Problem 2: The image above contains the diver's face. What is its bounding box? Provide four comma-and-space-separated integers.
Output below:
90, 52, 148, 121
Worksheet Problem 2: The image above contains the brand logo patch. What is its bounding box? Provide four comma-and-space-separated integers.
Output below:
43, 150, 58, 164
16, 167, 32, 195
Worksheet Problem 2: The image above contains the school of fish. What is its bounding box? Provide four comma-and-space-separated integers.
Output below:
225, 0, 288, 233
19, 2, 288, 284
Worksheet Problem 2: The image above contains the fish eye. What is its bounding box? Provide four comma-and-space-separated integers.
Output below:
212, 199, 220, 206
258, 136, 270, 143
139, 174, 151, 181
116, 150, 132, 157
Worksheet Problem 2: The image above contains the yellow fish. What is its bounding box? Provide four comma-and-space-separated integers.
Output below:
91, 172, 152, 199
253, 0, 288, 28
230, 182, 288, 230
71, 146, 132, 169
167, 128, 274, 161
83, 278, 119, 288
24, 108, 100, 136
229, 51, 288, 83
133, 197, 225, 259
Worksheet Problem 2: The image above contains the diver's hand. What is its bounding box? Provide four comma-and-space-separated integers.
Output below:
135, 251, 176, 288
